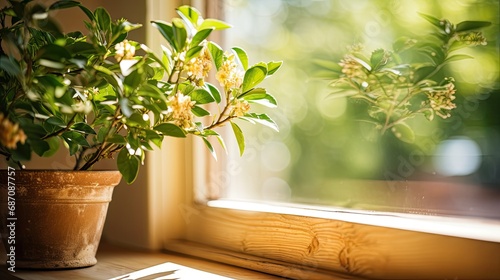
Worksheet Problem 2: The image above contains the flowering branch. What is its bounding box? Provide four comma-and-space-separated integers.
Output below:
315, 14, 491, 143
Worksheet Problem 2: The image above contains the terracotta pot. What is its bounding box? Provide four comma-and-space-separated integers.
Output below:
0, 170, 121, 269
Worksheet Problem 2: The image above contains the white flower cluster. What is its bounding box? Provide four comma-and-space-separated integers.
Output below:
216, 54, 243, 91
167, 92, 196, 129
114, 40, 135, 61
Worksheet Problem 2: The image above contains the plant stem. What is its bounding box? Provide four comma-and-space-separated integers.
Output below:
79, 142, 118, 170
382, 107, 429, 131
41, 114, 77, 140
206, 115, 235, 130
79, 111, 124, 170
168, 55, 184, 84
0, 150, 23, 169
73, 146, 89, 170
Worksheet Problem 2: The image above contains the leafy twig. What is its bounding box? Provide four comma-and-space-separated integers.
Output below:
41, 114, 77, 140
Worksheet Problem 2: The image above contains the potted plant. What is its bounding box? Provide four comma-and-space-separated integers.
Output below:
0, 0, 281, 269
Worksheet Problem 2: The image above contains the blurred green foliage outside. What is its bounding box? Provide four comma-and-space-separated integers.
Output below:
222, 0, 499, 208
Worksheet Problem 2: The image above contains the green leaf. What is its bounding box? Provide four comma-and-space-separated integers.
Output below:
0, 56, 21, 77
230, 122, 245, 156
370, 49, 389, 71
267, 61, 282, 76
62, 131, 90, 147
178, 83, 196, 95
177, 5, 201, 27
126, 113, 149, 128
420, 44, 445, 65
140, 141, 153, 151
241, 113, 279, 132
21, 123, 47, 139
95, 7, 112, 32
49, 1, 80, 10
190, 28, 214, 48
239, 87, 266, 99
154, 123, 186, 138
94, 65, 123, 91
145, 130, 163, 148
185, 45, 203, 61
66, 41, 96, 55
202, 129, 227, 153
199, 18, 232, 30
119, 97, 133, 118
313, 59, 343, 72
423, 108, 435, 121
419, 13, 442, 29
124, 66, 145, 90
207, 41, 224, 70
241, 88, 278, 108
161, 45, 173, 72
137, 83, 167, 101
37, 44, 71, 62
444, 54, 473, 63
117, 149, 140, 184
97, 126, 109, 143
122, 21, 143, 33
31, 139, 50, 157
120, 59, 140, 76
41, 137, 60, 157
202, 137, 217, 160
11, 142, 31, 162
205, 83, 222, 103
68, 139, 79, 155
189, 88, 215, 104
192, 105, 210, 117
172, 18, 187, 51
350, 56, 371, 72
232, 47, 248, 70
412, 65, 435, 82
242, 65, 267, 93
78, 4, 95, 21
151, 20, 176, 49
391, 123, 415, 143
46, 116, 66, 128
392, 36, 416, 53
106, 134, 126, 144
455, 21, 491, 32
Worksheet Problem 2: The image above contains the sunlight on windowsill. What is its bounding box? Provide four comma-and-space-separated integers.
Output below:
109, 262, 234, 280
208, 199, 500, 243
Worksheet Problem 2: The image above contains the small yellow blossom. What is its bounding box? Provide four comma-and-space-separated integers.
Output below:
425, 81, 456, 119
114, 40, 135, 61
186, 46, 212, 82
83, 87, 99, 100
167, 92, 196, 129
216, 54, 243, 91
231, 99, 251, 117
460, 32, 487, 46
347, 43, 364, 53
339, 55, 365, 79
0, 113, 27, 149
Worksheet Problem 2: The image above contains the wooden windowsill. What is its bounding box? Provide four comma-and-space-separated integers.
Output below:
0, 242, 283, 280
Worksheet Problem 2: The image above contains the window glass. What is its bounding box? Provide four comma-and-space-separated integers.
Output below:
215, 0, 500, 219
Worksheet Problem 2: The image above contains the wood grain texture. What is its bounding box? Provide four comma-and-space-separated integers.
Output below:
167, 240, 359, 280
0, 242, 284, 280
181, 205, 500, 279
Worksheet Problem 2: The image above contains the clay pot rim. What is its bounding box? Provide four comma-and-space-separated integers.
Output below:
0, 169, 122, 186
0, 169, 120, 173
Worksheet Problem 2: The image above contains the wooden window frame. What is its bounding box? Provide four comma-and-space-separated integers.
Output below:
144, 1, 500, 279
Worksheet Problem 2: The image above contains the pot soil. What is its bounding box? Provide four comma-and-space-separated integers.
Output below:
0, 170, 121, 269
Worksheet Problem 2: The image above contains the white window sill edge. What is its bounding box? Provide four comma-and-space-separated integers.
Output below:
208, 199, 500, 243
